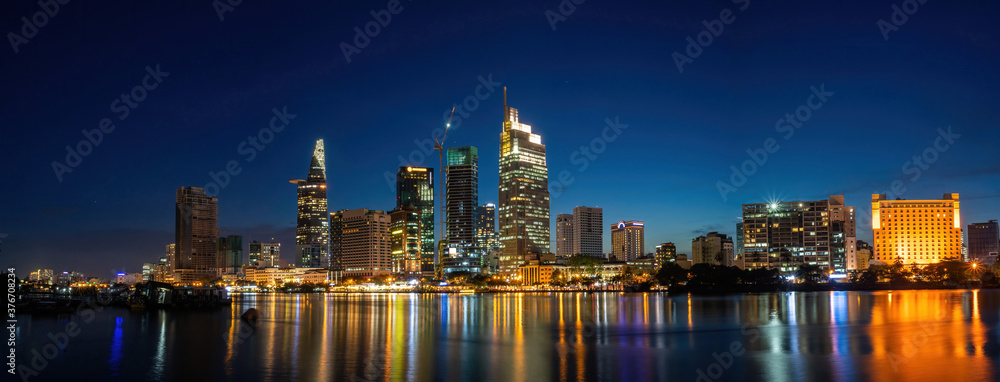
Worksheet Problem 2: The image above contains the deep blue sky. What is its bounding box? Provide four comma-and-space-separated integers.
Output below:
2, 1, 998, 277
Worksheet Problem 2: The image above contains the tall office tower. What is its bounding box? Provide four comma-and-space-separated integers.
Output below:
855, 240, 872, 271
872, 193, 962, 266
477, 203, 500, 273
498, 87, 550, 275
165, 243, 175, 277
335, 209, 391, 278
217, 235, 243, 276
249, 240, 281, 267
654, 242, 677, 268
445, 146, 480, 273
968, 220, 999, 264
611, 220, 645, 262
174, 186, 219, 283
556, 214, 574, 257
390, 208, 423, 279
572, 206, 603, 257
290, 139, 330, 269
742, 195, 856, 273
397, 166, 435, 276
692, 232, 734, 266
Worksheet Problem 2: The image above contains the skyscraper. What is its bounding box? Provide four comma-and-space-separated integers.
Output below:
742, 195, 856, 273
872, 193, 961, 266
165, 243, 175, 281
445, 146, 480, 273
611, 220, 644, 261
390, 208, 423, 279
174, 186, 218, 283
290, 139, 330, 268
967, 220, 999, 265
217, 235, 243, 276
572, 206, 603, 257
556, 214, 574, 257
498, 87, 550, 276
396, 166, 435, 276
249, 240, 280, 267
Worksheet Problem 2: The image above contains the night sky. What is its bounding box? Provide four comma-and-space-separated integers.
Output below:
2, 1, 998, 277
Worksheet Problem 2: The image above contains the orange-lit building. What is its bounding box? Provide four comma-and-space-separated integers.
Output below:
871, 193, 962, 266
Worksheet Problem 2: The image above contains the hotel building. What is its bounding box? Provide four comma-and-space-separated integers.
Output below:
611, 220, 644, 262
871, 193, 962, 266
335, 208, 392, 278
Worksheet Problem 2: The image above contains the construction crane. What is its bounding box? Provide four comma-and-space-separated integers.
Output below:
433, 106, 456, 274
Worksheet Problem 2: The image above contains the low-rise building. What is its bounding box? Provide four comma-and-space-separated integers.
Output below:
244, 267, 328, 286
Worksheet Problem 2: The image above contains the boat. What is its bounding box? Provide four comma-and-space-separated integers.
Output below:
458, 289, 476, 294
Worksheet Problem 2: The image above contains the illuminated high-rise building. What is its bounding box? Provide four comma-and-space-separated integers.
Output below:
249, 240, 280, 267
872, 193, 962, 266
967, 220, 999, 264
165, 243, 175, 279
396, 166, 435, 276
443, 146, 481, 274
572, 206, 603, 257
556, 214, 574, 257
611, 220, 644, 262
498, 87, 550, 275
336, 208, 391, 278
742, 195, 856, 273
655, 242, 677, 268
477, 203, 500, 273
390, 208, 423, 279
174, 186, 219, 283
290, 139, 330, 268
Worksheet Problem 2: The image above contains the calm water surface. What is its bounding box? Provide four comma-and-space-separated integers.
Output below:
16, 290, 1000, 381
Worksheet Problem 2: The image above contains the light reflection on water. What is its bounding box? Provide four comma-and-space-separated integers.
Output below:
15, 290, 1000, 381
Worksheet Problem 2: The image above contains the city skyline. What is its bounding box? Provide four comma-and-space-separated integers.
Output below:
3, 1, 1000, 277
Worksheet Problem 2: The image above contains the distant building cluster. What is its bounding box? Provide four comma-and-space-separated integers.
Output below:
54, 89, 993, 287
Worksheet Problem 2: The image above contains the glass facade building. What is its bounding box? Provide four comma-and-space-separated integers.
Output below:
396, 166, 435, 276
498, 88, 550, 276
291, 139, 330, 268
